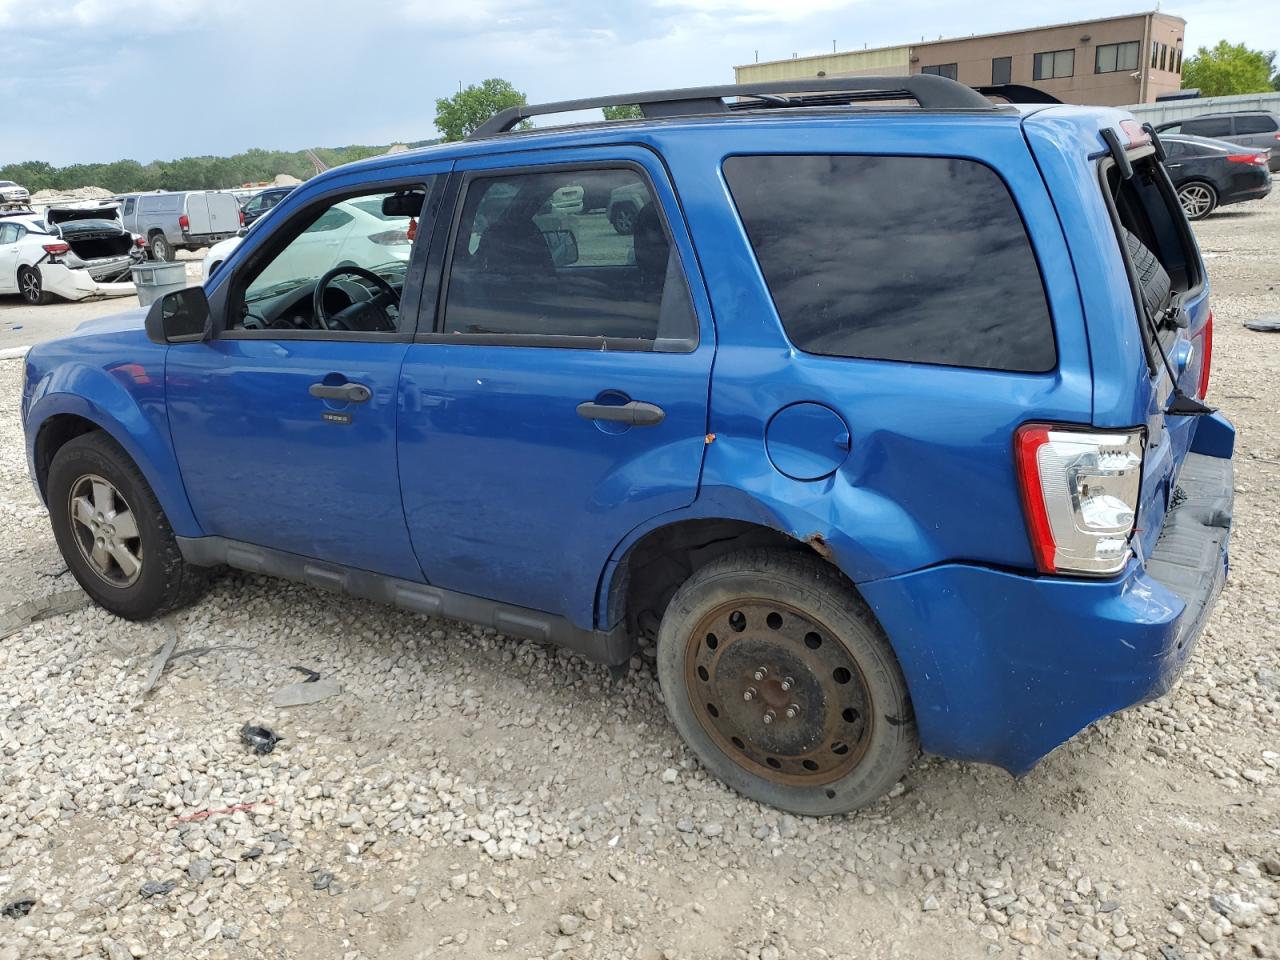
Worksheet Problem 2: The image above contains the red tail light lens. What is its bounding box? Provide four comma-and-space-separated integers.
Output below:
178, 214, 190, 230
135, 236, 147, 248
1197, 311, 1214, 400
368, 229, 410, 246
239, 210, 245, 226
42, 242, 70, 256
1014, 424, 1144, 576
1225, 154, 1267, 165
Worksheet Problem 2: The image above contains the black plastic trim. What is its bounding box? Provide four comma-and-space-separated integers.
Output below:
176, 536, 636, 666
1145, 452, 1232, 650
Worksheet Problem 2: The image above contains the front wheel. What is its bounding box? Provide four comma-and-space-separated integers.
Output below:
1177, 181, 1218, 220
47, 432, 208, 620
656, 549, 918, 815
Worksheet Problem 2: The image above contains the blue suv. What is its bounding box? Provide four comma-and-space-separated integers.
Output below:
20, 77, 1234, 814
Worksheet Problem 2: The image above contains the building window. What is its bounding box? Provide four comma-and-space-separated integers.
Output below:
992, 56, 1012, 85
1151, 41, 1160, 69
1160, 43, 1169, 71
1095, 41, 1139, 74
921, 63, 958, 80
1175, 46, 1183, 73
1033, 49, 1074, 80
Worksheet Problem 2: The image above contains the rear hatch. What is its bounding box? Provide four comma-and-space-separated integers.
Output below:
1095, 126, 1214, 562
185, 192, 241, 237
48, 205, 136, 262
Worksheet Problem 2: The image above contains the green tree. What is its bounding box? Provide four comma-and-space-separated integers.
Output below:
434, 78, 528, 141
602, 104, 643, 121
1181, 41, 1276, 96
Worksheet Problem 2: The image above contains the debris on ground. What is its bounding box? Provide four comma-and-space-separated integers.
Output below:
1244, 317, 1280, 332
272, 677, 341, 707
290, 665, 321, 682
140, 622, 179, 694
239, 724, 282, 754
1, 899, 35, 919
0, 589, 89, 640
138, 880, 175, 899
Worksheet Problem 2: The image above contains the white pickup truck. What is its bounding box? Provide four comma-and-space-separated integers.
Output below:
115, 190, 242, 261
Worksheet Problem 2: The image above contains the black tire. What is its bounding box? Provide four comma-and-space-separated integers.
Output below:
149, 233, 173, 261
17, 266, 52, 305
1176, 181, 1218, 221
610, 202, 638, 235
47, 432, 208, 620
1121, 227, 1173, 317
656, 549, 918, 815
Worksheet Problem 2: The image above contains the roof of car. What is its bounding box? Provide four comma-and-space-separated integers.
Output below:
1172, 109, 1277, 120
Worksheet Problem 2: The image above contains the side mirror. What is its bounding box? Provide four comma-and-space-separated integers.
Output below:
543, 228, 579, 267
145, 287, 212, 344
236, 226, 248, 237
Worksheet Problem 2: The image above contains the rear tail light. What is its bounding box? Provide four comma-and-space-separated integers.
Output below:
135, 236, 147, 248
1225, 153, 1267, 166
368, 229, 410, 246
42, 242, 70, 257
178, 214, 190, 230
1197, 311, 1214, 399
239, 210, 245, 226
1015, 425, 1144, 576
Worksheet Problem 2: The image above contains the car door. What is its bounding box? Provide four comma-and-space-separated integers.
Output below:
0, 223, 21, 292
164, 166, 451, 580
397, 146, 715, 628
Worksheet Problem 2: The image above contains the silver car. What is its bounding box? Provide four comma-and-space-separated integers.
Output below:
1157, 112, 1280, 172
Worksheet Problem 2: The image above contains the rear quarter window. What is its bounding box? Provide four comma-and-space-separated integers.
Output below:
723, 154, 1056, 372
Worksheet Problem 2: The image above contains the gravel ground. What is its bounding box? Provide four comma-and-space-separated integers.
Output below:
1, 195, 1278, 960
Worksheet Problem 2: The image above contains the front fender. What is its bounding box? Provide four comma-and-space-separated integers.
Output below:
25, 363, 202, 537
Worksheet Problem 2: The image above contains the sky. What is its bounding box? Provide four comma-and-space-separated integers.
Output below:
0, 0, 1275, 166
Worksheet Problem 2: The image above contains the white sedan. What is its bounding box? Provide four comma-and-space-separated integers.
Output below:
203, 196, 413, 283
0, 211, 144, 305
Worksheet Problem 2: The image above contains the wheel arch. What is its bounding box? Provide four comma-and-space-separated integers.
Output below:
27, 379, 202, 538
599, 510, 872, 642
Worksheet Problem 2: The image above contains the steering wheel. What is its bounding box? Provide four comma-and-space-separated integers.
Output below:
313, 265, 400, 332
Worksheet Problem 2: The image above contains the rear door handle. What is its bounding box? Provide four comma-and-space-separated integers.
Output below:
310, 382, 372, 403
576, 400, 666, 426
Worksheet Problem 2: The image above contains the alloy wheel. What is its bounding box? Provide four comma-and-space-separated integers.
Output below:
684, 598, 872, 787
19, 270, 41, 303
1178, 183, 1214, 219
67, 474, 143, 587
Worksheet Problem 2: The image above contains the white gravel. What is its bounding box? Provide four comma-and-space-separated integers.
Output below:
1, 193, 1278, 960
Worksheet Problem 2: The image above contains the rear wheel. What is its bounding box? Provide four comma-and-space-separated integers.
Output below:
610, 202, 638, 235
18, 266, 52, 305
1177, 181, 1217, 220
47, 432, 209, 620
656, 549, 918, 815
149, 233, 173, 261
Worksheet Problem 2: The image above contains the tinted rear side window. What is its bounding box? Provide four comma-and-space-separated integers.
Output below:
724, 155, 1056, 372
1235, 114, 1278, 134
1182, 117, 1231, 138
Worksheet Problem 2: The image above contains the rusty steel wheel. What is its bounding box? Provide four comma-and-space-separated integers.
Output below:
657, 549, 918, 815
685, 599, 872, 785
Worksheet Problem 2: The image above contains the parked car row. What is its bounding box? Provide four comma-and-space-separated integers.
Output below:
1160, 133, 1272, 220
1156, 109, 1280, 171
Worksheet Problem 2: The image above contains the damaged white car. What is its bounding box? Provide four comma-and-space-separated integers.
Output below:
0, 205, 146, 304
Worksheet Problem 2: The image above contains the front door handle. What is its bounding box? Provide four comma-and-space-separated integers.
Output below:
576, 400, 666, 426
309, 382, 372, 403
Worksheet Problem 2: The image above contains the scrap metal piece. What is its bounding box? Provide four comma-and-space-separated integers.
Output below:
141, 623, 180, 695
1243, 318, 1280, 333
240, 724, 282, 755
272, 678, 341, 708
1, 898, 35, 919
0, 590, 90, 640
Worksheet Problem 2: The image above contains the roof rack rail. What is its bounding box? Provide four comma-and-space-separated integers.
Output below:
974, 84, 1062, 105
471, 75, 999, 138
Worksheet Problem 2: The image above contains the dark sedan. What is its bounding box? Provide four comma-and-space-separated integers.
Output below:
239, 186, 296, 227
1161, 134, 1272, 220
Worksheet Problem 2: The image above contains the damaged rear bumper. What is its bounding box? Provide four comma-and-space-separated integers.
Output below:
39, 263, 136, 302
860, 417, 1234, 775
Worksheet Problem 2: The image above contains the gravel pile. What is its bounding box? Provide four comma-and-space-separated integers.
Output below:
1, 194, 1278, 959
